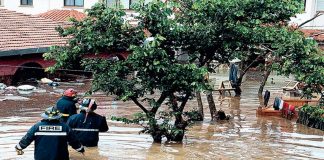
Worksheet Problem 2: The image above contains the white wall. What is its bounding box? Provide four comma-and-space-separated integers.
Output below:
0, 0, 101, 15
290, 0, 324, 29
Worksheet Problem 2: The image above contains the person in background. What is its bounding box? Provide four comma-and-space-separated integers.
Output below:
57, 88, 79, 122
67, 98, 109, 147
15, 106, 84, 160
263, 90, 270, 107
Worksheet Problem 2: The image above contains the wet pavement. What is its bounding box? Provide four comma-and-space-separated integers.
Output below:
0, 72, 323, 160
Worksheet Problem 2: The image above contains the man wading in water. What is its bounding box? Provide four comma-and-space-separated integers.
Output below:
15, 107, 85, 160
67, 98, 109, 147
57, 88, 79, 122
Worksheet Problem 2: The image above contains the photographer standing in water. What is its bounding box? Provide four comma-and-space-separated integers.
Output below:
67, 98, 109, 147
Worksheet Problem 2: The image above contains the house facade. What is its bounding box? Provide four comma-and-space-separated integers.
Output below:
0, 0, 145, 15
291, 0, 324, 29
0, 8, 128, 85
0, 0, 102, 15
0, 8, 67, 84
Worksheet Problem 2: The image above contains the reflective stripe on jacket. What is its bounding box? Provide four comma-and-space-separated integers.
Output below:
18, 120, 82, 160
67, 112, 109, 147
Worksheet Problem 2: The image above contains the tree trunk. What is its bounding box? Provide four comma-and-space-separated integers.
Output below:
258, 70, 271, 96
151, 130, 163, 143
169, 117, 187, 142
236, 52, 269, 96
168, 106, 187, 142
195, 91, 204, 121
206, 91, 217, 120
203, 71, 217, 120
149, 118, 164, 143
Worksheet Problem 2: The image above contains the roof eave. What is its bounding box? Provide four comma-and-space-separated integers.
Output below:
0, 47, 49, 57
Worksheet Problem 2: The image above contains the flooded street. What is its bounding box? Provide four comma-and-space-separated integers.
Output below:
0, 72, 323, 160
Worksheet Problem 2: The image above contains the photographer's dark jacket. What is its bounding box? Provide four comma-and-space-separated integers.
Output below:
67, 111, 109, 147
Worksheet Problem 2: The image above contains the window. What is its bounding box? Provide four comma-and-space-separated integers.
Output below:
106, 0, 120, 8
21, 0, 32, 5
106, 0, 140, 9
0, 0, 3, 6
64, 0, 84, 7
317, 0, 324, 11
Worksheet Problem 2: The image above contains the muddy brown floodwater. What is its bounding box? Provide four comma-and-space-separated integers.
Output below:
0, 72, 323, 160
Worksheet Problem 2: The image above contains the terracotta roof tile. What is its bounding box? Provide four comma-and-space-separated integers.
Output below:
38, 9, 86, 22
300, 29, 324, 42
0, 9, 67, 52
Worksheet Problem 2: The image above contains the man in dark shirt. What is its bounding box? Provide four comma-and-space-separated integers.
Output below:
67, 98, 109, 147
56, 88, 78, 122
15, 106, 85, 160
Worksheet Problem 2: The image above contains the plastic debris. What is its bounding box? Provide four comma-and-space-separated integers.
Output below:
5, 86, 17, 90
17, 85, 36, 91
0, 83, 7, 90
40, 78, 53, 84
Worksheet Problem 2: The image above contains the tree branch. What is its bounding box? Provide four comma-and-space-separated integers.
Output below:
179, 92, 190, 112
130, 96, 148, 114
151, 91, 168, 114
298, 12, 323, 29
237, 44, 275, 84
239, 51, 268, 81
169, 93, 178, 111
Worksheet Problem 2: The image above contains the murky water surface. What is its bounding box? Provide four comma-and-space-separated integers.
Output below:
0, 72, 323, 160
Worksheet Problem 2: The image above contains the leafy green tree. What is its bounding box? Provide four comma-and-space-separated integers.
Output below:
133, 0, 312, 118
86, 37, 208, 142
45, 0, 324, 142
45, 3, 208, 142
171, 0, 323, 98
44, 4, 144, 71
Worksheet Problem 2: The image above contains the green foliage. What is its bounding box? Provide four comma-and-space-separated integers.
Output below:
272, 34, 324, 97
300, 105, 324, 122
85, 36, 208, 100
44, 3, 144, 71
134, 0, 324, 98
134, 0, 305, 64
84, 36, 208, 141
111, 108, 200, 140
45, 0, 324, 141
111, 112, 147, 124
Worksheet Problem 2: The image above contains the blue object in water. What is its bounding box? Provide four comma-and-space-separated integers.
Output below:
48, 82, 59, 87
229, 63, 238, 84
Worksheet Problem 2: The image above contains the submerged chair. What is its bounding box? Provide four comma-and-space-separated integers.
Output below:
282, 81, 299, 93
214, 80, 235, 96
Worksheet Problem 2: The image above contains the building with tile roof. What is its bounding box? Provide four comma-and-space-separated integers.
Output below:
0, 8, 66, 53
301, 29, 324, 42
290, 0, 324, 48
301, 29, 324, 49
38, 9, 86, 23
0, 8, 67, 84
0, 8, 128, 85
